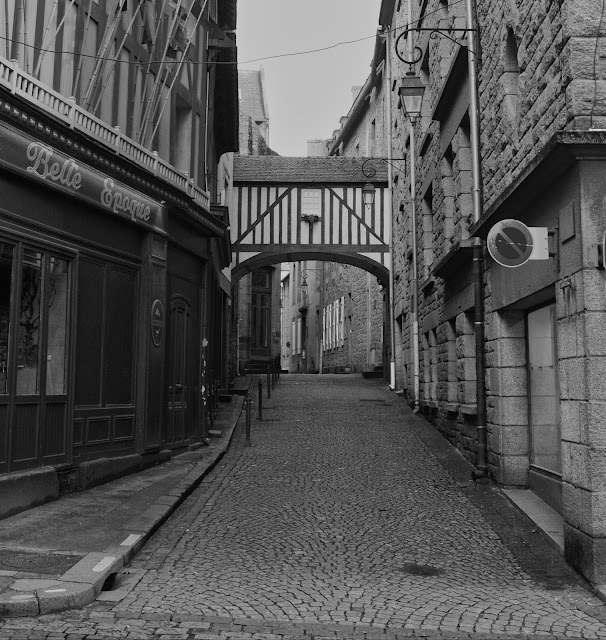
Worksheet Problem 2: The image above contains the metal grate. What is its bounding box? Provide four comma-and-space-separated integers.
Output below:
0, 550, 82, 574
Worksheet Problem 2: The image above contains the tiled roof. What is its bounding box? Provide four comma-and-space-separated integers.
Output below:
234, 156, 389, 183
238, 70, 268, 123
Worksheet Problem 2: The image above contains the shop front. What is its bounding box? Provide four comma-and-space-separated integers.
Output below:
0, 111, 226, 505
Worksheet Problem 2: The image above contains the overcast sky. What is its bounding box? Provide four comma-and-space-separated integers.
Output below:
236, 0, 383, 157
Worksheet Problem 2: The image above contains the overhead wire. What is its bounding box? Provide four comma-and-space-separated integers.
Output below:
0, 0, 467, 68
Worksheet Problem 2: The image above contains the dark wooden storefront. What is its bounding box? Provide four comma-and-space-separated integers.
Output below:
0, 118, 226, 475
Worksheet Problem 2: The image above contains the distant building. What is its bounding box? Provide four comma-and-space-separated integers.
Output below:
290, 34, 388, 375
233, 69, 281, 374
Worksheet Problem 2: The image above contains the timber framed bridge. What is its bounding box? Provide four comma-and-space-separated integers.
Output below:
230, 156, 390, 284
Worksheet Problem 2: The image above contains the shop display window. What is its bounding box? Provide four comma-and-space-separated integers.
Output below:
0, 243, 12, 395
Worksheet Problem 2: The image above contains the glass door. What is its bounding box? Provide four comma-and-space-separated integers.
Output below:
527, 303, 561, 511
0, 241, 70, 472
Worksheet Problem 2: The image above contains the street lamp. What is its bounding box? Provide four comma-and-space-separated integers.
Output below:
362, 182, 376, 207
392, 6, 488, 479
398, 73, 425, 123
361, 157, 407, 206
300, 274, 309, 299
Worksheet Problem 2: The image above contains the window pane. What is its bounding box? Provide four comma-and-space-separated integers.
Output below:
46, 257, 69, 395
75, 260, 103, 406
17, 250, 42, 395
104, 267, 136, 405
529, 304, 560, 474
0, 243, 13, 395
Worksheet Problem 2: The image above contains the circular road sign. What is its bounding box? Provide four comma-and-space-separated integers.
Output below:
487, 219, 534, 267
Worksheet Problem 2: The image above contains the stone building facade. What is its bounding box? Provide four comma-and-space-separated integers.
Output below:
233, 69, 281, 373
306, 34, 389, 375
381, 0, 606, 585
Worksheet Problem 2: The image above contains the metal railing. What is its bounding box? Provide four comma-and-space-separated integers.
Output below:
0, 57, 211, 213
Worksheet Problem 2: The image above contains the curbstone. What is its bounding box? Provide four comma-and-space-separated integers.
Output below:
0, 591, 39, 617
0, 390, 249, 618
59, 552, 124, 595
36, 581, 95, 615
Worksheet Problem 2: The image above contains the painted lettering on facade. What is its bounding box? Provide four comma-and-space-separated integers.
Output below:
101, 178, 151, 223
26, 142, 82, 191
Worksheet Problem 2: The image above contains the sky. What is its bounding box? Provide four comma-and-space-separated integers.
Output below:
236, 0, 383, 157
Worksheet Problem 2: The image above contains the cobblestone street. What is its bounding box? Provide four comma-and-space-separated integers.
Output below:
3, 374, 606, 639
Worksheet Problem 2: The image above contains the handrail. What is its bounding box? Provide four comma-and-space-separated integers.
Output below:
0, 56, 212, 215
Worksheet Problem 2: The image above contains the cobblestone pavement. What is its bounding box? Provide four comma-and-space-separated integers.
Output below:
2, 375, 606, 640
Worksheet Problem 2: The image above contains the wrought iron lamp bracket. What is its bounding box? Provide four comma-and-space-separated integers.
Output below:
361, 157, 406, 179
395, 27, 477, 66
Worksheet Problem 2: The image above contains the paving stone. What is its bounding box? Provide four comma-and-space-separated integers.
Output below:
2, 376, 606, 638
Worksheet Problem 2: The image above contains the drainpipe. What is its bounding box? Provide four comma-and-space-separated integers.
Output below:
465, 0, 489, 479
406, 2, 421, 412
385, 26, 397, 390
409, 125, 420, 412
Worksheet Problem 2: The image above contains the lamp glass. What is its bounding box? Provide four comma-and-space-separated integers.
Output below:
301, 276, 308, 298
362, 182, 375, 206
399, 75, 425, 121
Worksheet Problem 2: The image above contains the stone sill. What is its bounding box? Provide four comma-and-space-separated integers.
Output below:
420, 275, 435, 292
460, 403, 478, 416
419, 131, 433, 157
432, 238, 477, 279
420, 399, 439, 410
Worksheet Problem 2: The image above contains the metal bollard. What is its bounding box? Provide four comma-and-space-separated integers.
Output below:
267, 365, 271, 400
245, 392, 251, 445
258, 379, 263, 420
272, 362, 276, 389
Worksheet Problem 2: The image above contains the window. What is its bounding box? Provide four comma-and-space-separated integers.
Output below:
75, 260, 136, 407
302, 189, 322, 221
422, 185, 434, 276
502, 28, 521, 124
0, 243, 12, 395
0, 242, 70, 398
441, 147, 455, 247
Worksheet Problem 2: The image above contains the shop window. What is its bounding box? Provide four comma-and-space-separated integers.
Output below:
0, 242, 72, 471
528, 304, 560, 475
0, 243, 13, 395
75, 260, 136, 408
16, 250, 42, 395
46, 257, 69, 396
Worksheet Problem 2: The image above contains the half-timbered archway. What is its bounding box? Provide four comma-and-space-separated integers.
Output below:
230, 157, 389, 284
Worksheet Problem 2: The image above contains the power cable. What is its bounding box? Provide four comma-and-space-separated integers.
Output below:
0, 0, 466, 67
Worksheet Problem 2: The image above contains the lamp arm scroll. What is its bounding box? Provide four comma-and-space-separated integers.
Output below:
395, 27, 479, 65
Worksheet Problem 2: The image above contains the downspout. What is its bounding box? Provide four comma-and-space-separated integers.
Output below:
465, 0, 489, 479
385, 27, 397, 390
406, 1, 420, 412
409, 126, 420, 412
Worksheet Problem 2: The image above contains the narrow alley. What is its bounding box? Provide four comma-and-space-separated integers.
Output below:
3, 375, 606, 639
